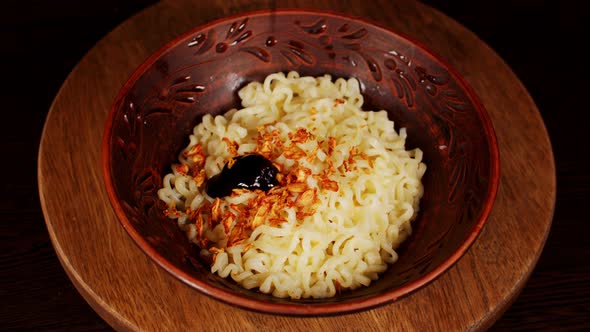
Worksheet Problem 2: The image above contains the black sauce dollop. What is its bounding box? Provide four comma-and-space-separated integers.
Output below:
206, 154, 279, 198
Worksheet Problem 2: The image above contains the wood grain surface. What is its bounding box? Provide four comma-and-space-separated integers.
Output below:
4, 0, 576, 330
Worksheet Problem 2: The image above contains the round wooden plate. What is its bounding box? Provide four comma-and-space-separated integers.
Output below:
38, 0, 555, 330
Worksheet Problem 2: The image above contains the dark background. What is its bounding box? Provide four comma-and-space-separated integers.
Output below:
1, 0, 587, 330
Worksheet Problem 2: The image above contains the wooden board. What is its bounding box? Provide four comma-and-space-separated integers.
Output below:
37, 0, 556, 330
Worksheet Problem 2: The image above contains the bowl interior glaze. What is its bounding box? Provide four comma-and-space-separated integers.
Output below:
103, 9, 499, 315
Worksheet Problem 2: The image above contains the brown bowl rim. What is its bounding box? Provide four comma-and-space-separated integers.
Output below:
102, 8, 500, 315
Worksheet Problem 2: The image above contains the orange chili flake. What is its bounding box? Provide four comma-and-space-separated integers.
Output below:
306, 142, 320, 163
288, 128, 312, 144
164, 202, 182, 218
257, 140, 273, 157
280, 166, 310, 186
222, 137, 239, 157
227, 157, 236, 169
320, 178, 339, 192
193, 169, 206, 187
296, 189, 316, 207
229, 203, 244, 215
221, 211, 236, 234
293, 166, 312, 182
283, 145, 306, 160
195, 212, 205, 239
251, 202, 271, 228
326, 160, 335, 175
243, 243, 253, 253
227, 224, 246, 247
267, 196, 285, 223
230, 188, 250, 197
210, 198, 223, 227
344, 146, 359, 172
287, 182, 307, 193
209, 247, 224, 254
183, 143, 205, 168
255, 128, 282, 159
175, 164, 189, 175
333, 98, 345, 106
256, 122, 277, 133
327, 137, 336, 156
342, 160, 350, 172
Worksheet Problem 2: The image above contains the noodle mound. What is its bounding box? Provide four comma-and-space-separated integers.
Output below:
158, 71, 426, 299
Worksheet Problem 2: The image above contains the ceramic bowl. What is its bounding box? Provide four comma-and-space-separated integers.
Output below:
103, 9, 499, 315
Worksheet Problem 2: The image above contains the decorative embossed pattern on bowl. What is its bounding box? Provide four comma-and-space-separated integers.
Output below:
103, 9, 499, 315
